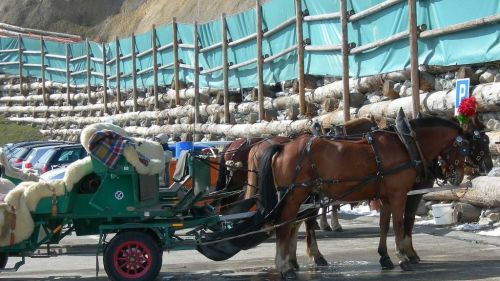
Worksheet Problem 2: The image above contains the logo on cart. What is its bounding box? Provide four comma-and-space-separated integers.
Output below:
114, 191, 124, 200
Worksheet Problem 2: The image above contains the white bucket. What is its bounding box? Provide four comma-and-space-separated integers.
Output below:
432, 203, 455, 225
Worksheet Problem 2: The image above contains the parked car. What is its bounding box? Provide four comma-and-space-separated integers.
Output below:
32, 144, 87, 175
39, 166, 67, 182
21, 145, 67, 173
3, 141, 51, 159
8, 142, 70, 169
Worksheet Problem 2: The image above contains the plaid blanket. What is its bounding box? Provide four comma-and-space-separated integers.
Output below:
88, 130, 150, 169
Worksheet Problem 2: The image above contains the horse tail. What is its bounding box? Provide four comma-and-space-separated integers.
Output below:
258, 144, 283, 216
215, 143, 230, 191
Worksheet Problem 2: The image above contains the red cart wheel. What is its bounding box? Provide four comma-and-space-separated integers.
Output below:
0, 253, 7, 269
104, 231, 162, 281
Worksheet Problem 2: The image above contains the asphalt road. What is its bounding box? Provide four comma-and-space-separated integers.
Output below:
2, 214, 500, 281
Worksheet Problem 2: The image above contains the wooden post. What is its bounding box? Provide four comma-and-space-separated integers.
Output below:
131, 32, 138, 112
340, 0, 351, 122
65, 43, 71, 105
102, 42, 108, 115
152, 24, 159, 110
256, 0, 265, 120
40, 36, 47, 106
408, 0, 420, 118
86, 38, 92, 103
173, 17, 180, 106
295, 0, 306, 116
193, 21, 200, 126
17, 34, 23, 96
115, 37, 122, 113
221, 13, 230, 124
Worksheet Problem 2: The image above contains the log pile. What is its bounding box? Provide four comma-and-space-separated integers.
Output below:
1, 65, 499, 149
423, 176, 500, 208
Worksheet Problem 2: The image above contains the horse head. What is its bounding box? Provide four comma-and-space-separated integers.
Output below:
461, 115, 493, 175
410, 117, 468, 186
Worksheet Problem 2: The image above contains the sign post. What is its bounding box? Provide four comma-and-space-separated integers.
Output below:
455, 78, 470, 115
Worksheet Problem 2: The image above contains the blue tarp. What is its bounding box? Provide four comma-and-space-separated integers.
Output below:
0, 0, 498, 89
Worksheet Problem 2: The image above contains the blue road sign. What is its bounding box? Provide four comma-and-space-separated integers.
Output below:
455, 78, 470, 115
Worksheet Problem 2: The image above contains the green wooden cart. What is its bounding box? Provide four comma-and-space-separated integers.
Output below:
0, 152, 221, 281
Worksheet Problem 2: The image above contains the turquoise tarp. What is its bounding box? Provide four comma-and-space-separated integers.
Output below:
0, 0, 498, 89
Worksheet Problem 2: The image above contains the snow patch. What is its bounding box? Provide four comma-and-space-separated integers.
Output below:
478, 226, 500, 237
339, 203, 379, 217
453, 223, 486, 231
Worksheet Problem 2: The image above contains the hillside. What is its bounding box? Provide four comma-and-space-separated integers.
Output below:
0, 0, 260, 41
0, 117, 46, 146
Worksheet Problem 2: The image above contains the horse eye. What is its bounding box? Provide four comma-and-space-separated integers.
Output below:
454, 160, 460, 165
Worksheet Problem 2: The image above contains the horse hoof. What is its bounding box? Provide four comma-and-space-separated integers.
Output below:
399, 260, 415, 271
320, 225, 333, 232
291, 260, 300, 271
409, 255, 420, 264
282, 270, 297, 280
333, 226, 343, 232
379, 256, 394, 270
315, 256, 329, 267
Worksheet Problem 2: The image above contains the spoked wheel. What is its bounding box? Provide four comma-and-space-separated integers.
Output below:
0, 253, 8, 269
104, 231, 162, 281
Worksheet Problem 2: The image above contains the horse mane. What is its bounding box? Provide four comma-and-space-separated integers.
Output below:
409, 116, 462, 132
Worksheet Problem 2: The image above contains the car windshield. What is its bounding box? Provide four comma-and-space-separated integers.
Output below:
28, 147, 55, 164
11, 147, 28, 159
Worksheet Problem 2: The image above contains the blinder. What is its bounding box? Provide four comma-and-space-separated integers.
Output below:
453, 135, 470, 157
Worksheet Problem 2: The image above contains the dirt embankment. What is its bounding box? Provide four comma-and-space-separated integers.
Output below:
0, 0, 260, 41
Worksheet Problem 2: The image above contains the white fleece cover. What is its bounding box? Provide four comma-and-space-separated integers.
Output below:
0, 149, 92, 246
0, 154, 93, 247
80, 123, 165, 175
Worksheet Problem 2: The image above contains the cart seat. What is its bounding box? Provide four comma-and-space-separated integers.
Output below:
160, 150, 190, 198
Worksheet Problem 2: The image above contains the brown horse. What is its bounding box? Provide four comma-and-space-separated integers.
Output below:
257, 116, 475, 277
243, 117, 378, 268
394, 115, 493, 269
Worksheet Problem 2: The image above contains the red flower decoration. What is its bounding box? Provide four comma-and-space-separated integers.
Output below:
457, 97, 477, 118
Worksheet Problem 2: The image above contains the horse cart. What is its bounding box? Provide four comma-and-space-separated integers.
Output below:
0, 130, 243, 281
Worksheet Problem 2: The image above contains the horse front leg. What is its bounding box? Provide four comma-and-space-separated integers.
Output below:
378, 202, 394, 270
403, 194, 423, 264
305, 214, 328, 266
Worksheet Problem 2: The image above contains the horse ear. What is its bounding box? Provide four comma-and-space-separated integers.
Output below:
471, 115, 486, 130
396, 107, 406, 122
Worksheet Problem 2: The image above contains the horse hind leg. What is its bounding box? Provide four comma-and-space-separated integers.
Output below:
275, 223, 298, 279
392, 200, 414, 271
330, 205, 343, 232
288, 223, 300, 271
378, 202, 394, 270
305, 214, 328, 267
403, 194, 423, 264
318, 205, 332, 231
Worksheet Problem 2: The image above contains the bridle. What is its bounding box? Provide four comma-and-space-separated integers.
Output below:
437, 134, 471, 184
466, 129, 489, 172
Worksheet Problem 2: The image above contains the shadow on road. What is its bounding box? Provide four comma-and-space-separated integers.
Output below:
158, 259, 500, 281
